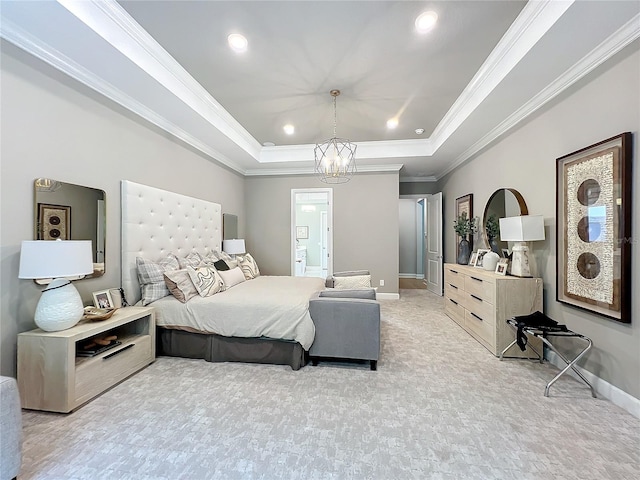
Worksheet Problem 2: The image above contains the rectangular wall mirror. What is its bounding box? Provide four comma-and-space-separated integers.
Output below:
33, 178, 106, 284
223, 213, 238, 240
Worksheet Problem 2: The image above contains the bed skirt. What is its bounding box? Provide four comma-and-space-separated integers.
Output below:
157, 327, 306, 370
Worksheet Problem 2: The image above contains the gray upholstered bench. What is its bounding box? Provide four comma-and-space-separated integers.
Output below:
308, 288, 380, 370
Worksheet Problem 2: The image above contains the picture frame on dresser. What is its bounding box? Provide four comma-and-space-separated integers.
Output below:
468, 251, 478, 267
556, 132, 632, 324
474, 249, 491, 268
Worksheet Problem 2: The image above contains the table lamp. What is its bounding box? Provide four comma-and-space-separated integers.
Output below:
223, 239, 246, 258
19, 240, 94, 331
499, 215, 545, 277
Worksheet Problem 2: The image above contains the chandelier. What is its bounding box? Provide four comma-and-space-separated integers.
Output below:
314, 89, 357, 184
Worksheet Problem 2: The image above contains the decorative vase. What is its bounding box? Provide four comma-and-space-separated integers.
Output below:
457, 237, 471, 265
488, 236, 500, 255
483, 251, 500, 271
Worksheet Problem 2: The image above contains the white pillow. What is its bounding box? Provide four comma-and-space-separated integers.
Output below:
333, 274, 372, 289
218, 267, 246, 289
237, 253, 260, 279
187, 265, 225, 297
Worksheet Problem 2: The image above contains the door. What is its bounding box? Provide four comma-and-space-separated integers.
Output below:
320, 211, 328, 271
426, 192, 443, 295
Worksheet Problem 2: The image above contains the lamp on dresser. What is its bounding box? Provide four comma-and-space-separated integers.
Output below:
18, 240, 93, 332
499, 215, 545, 277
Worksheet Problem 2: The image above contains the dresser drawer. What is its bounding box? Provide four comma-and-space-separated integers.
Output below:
465, 310, 496, 349
464, 273, 495, 304
75, 335, 152, 405
444, 282, 463, 305
461, 291, 495, 325
444, 266, 465, 289
444, 296, 465, 327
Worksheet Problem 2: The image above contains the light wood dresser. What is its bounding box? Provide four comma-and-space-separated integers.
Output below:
18, 306, 155, 413
444, 263, 543, 357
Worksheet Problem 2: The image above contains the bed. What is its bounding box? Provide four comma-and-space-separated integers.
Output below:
121, 181, 324, 369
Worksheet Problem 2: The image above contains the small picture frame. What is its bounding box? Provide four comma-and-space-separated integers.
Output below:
474, 249, 491, 268
501, 248, 510, 259
495, 259, 509, 276
92, 289, 114, 309
296, 226, 309, 239
468, 251, 478, 267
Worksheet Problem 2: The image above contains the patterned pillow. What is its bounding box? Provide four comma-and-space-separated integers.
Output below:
237, 253, 260, 280
187, 265, 225, 297
178, 251, 203, 269
218, 267, 246, 288
136, 254, 180, 305
333, 274, 371, 290
164, 269, 198, 303
201, 250, 221, 265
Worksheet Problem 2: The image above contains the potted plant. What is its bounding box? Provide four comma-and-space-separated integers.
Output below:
485, 214, 501, 255
453, 212, 478, 264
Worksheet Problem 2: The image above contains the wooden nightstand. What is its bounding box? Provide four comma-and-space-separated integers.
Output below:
18, 306, 155, 413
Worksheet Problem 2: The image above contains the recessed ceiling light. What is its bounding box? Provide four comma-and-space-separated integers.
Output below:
415, 11, 438, 34
263, 141, 276, 147
415, 128, 425, 135
283, 124, 295, 135
387, 118, 399, 129
228, 33, 248, 53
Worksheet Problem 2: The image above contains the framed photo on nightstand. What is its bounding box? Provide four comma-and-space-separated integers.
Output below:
92, 289, 114, 309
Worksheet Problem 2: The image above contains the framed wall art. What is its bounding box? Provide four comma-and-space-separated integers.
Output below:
455, 194, 474, 250
296, 226, 309, 239
556, 132, 632, 323
38, 203, 71, 240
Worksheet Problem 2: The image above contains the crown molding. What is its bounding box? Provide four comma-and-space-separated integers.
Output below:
437, 12, 640, 180
57, 0, 262, 159
244, 164, 404, 177
399, 176, 437, 183
429, 0, 574, 153
0, 18, 247, 176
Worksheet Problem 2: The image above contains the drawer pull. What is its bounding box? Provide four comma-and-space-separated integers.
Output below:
470, 312, 483, 322
470, 276, 482, 282
450, 270, 459, 274
103, 344, 134, 360
470, 294, 482, 302
449, 284, 458, 289
449, 299, 459, 306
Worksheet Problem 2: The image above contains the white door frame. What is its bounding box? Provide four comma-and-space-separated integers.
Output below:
426, 192, 443, 296
416, 198, 426, 279
291, 188, 333, 277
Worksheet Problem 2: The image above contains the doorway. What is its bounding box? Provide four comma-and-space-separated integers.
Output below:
291, 189, 333, 278
413, 194, 443, 295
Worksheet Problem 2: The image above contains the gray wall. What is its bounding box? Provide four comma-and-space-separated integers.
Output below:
245, 173, 399, 294
399, 182, 439, 196
438, 44, 640, 399
0, 43, 245, 376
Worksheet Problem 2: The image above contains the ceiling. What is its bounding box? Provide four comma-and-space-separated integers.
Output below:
1, 1, 639, 181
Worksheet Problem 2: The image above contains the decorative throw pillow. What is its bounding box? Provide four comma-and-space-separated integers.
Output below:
187, 265, 225, 297
164, 269, 198, 303
201, 250, 221, 265
178, 251, 203, 269
333, 274, 372, 290
218, 267, 246, 289
136, 254, 180, 305
214, 259, 230, 271
237, 253, 260, 280
216, 250, 239, 269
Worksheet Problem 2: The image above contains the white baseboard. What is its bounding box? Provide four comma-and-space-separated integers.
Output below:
547, 351, 640, 418
377, 293, 400, 300
399, 274, 425, 280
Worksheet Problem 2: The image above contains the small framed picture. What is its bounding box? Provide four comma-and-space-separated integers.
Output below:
495, 259, 509, 276
501, 248, 510, 258
474, 249, 491, 268
296, 226, 309, 239
469, 251, 478, 267
92, 289, 114, 309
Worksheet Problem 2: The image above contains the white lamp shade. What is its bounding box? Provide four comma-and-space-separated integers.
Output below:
19, 240, 94, 279
499, 215, 545, 242
223, 239, 246, 255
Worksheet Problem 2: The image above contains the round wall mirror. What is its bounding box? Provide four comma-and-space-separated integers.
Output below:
483, 188, 528, 254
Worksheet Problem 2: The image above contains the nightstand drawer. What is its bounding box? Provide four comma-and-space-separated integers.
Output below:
464, 274, 495, 303
75, 335, 152, 406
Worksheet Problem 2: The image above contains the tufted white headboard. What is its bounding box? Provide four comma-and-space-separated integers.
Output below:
121, 181, 222, 305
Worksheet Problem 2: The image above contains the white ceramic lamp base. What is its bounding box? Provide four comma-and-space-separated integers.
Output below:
510, 243, 531, 277
35, 278, 84, 332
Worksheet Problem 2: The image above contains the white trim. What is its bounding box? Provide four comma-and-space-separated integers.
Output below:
399, 273, 424, 279
438, 12, 640, 180
400, 176, 438, 183
376, 293, 400, 300
244, 164, 404, 177
546, 351, 640, 419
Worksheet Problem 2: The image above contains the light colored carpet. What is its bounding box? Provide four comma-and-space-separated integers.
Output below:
20, 289, 639, 479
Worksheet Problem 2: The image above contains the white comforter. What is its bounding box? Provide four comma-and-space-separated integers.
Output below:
152, 275, 325, 350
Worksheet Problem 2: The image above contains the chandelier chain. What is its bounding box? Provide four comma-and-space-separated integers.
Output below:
333, 95, 337, 138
